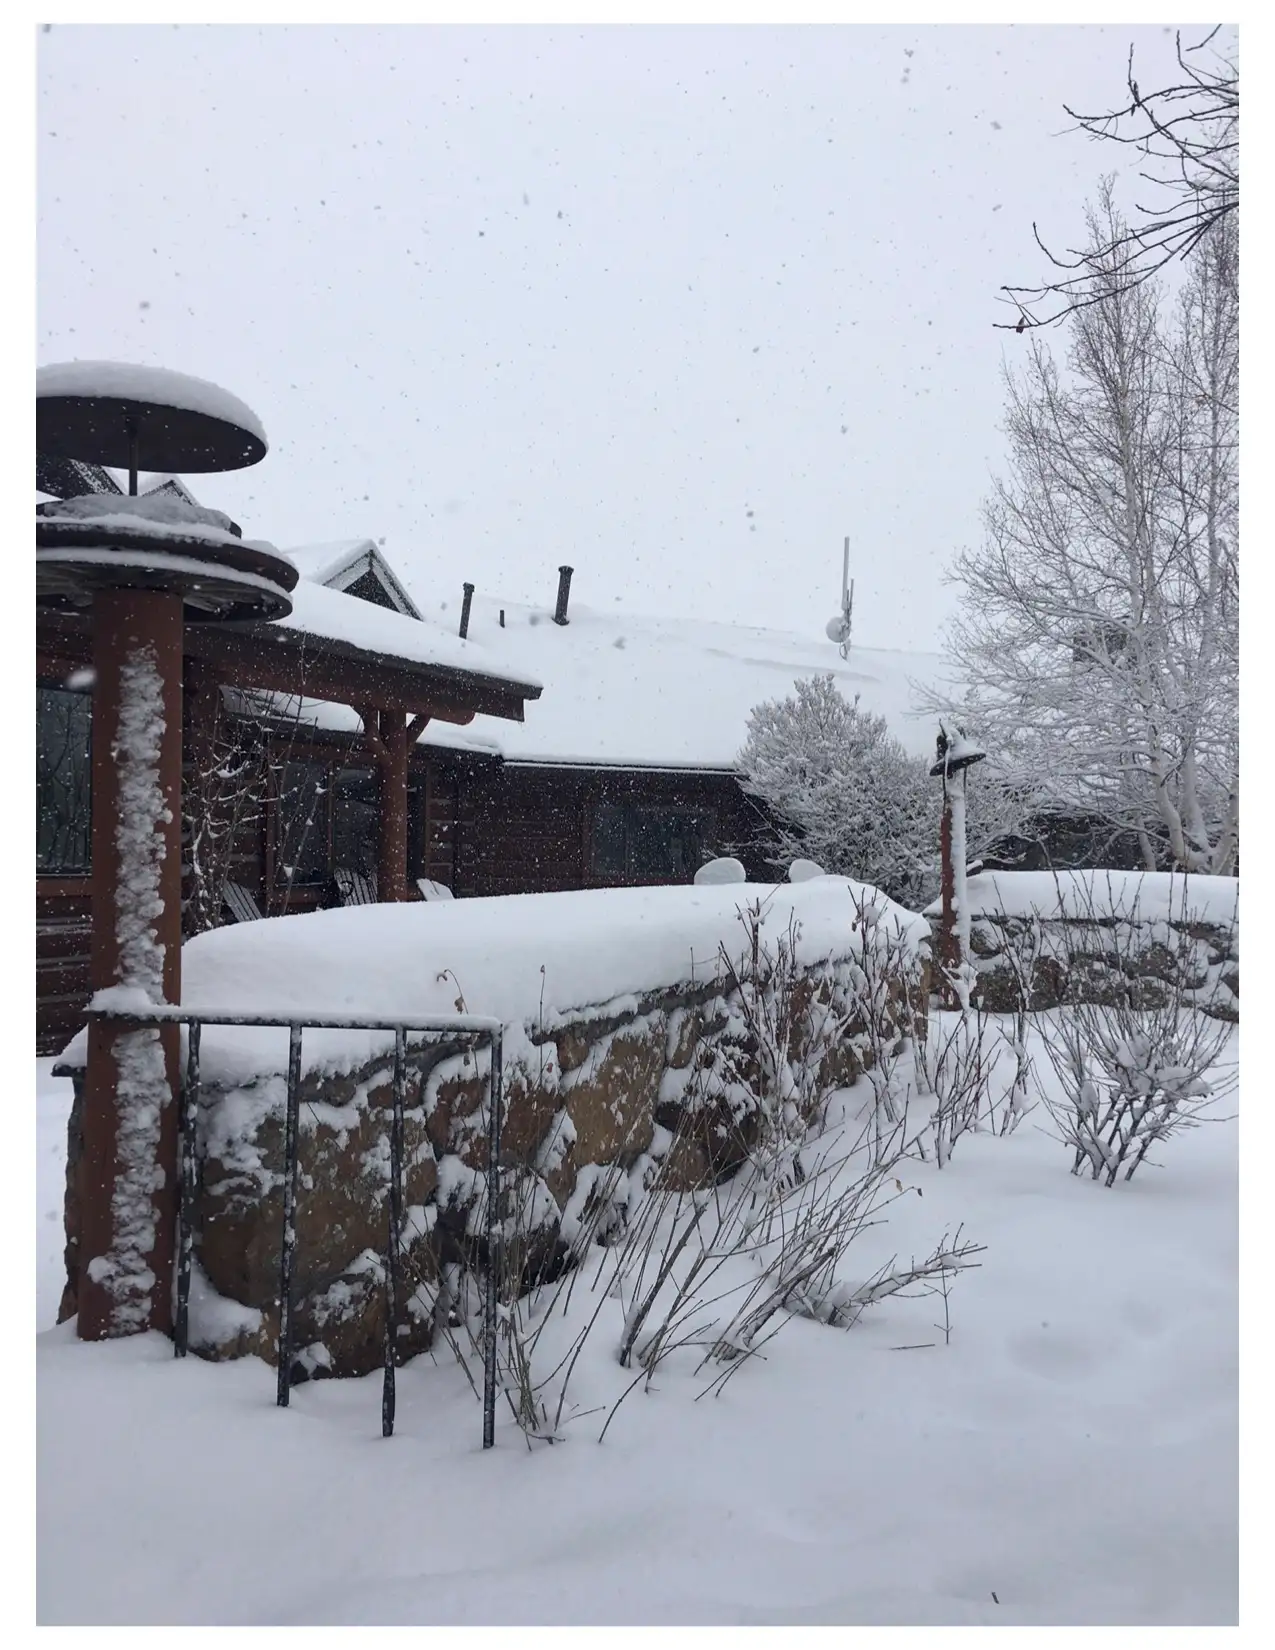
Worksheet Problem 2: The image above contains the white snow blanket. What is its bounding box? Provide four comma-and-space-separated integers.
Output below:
59, 880, 929, 1089
928, 869, 1238, 928
408, 592, 946, 768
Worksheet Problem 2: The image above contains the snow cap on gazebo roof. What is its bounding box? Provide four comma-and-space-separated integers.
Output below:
36, 361, 268, 448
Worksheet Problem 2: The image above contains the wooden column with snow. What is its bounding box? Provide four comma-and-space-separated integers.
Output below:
36, 361, 292, 1340
79, 591, 185, 1335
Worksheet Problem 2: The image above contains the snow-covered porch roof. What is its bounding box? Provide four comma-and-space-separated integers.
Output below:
38, 578, 543, 727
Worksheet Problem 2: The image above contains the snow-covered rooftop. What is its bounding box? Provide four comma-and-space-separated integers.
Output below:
273, 581, 543, 696
407, 591, 945, 770
281, 539, 378, 585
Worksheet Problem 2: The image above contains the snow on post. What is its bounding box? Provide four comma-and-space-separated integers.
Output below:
929, 727, 986, 1013
85, 642, 175, 1333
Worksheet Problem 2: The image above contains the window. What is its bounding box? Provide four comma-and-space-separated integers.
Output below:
592, 803, 628, 878
274, 761, 330, 887
37, 683, 92, 874
332, 767, 378, 876
591, 802, 711, 883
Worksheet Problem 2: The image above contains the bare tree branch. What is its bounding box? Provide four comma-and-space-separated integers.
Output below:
998, 28, 1237, 330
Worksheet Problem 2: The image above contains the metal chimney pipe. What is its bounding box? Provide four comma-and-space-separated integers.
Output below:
553, 565, 574, 626
499, 609, 505, 628
458, 582, 475, 639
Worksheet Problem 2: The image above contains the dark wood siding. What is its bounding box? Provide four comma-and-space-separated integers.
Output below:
37, 883, 93, 1055
422, 760, 771, 899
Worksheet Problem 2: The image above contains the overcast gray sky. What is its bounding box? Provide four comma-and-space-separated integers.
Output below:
37, 23, 1205, 652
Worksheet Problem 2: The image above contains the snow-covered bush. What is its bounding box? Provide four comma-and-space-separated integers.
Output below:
738, 675, 1014, 907
446, 897, 976, 1444
913, 1007, 997, 1169
1035, 888, 1238, 1184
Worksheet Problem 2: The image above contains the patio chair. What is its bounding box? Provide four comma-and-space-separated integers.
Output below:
335, 868, 379, 906
222, 881, 265, 924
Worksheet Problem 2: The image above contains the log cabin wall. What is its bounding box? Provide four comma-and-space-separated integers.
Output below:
38, 673, 770, 1050
422, 759, 771, 899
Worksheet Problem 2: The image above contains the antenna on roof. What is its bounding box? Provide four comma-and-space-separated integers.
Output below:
823, 535, 854, 659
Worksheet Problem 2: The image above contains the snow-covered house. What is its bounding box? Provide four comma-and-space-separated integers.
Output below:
258, 548, 943, 900
35, 476, 543, 1051
35, 451, 945, 1048
406, 576, 943, 898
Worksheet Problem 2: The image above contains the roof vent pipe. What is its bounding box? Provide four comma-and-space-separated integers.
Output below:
458, 582, 475, 639
554, 565, 574, 626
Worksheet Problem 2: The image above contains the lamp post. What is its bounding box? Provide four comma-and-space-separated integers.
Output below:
930, 726, 986, 1012
37, 361, 297, 1340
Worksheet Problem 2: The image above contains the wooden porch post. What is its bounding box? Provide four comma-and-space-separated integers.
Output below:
79, 590, 183, 1339
377, 710, 409, 902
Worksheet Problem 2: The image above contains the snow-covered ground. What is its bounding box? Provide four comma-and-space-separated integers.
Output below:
36, 1017, 1238, 1627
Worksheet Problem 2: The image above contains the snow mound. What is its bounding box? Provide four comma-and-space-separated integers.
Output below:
694, 857, 746, 886
57, 880, 929, 1087
926, 870, 1238, 927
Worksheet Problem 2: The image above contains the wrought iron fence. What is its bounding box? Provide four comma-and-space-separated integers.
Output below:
87, 1004, 505, 1447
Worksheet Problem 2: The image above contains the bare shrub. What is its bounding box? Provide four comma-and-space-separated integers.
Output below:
912, 1005, 997, 1168
987, 921, 1039, 1138
1034, 881, 1237, 1184
412, 895, 979, 1447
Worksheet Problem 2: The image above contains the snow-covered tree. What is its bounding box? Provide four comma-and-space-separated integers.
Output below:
931, 188, 1238, 874
739, 676, 1012, 907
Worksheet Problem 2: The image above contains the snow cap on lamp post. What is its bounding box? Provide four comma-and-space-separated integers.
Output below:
930, 725, 987, 782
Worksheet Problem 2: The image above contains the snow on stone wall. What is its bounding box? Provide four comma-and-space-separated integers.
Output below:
925, 871, 1239, 1021
57, 882, 929, 1376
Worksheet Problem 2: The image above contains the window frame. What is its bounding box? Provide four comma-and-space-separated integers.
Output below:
36, 678, 93, 878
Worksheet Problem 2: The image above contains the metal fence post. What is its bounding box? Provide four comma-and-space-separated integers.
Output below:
277, 1021, 304, 1408
482, 1028, 504, 1450
174, 1019, 201, 1358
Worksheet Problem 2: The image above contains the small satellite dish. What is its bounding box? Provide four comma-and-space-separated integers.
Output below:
826, 614, 850, 644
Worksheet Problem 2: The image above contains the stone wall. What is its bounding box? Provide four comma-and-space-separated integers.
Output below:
57, 940, 926, 1380
966, 911, 1238, 1022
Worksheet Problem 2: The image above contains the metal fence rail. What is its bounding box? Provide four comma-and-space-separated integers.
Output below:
87, 1004, 506, 1448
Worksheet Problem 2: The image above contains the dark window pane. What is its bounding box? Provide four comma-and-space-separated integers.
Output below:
631, 808, 707, 879
407, 783, 425, 880
37, 685, 92, 874
592, 803, 627, 876
629, 809, 675, 876
332, 767, 378, 877
275, 761, 329, 886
